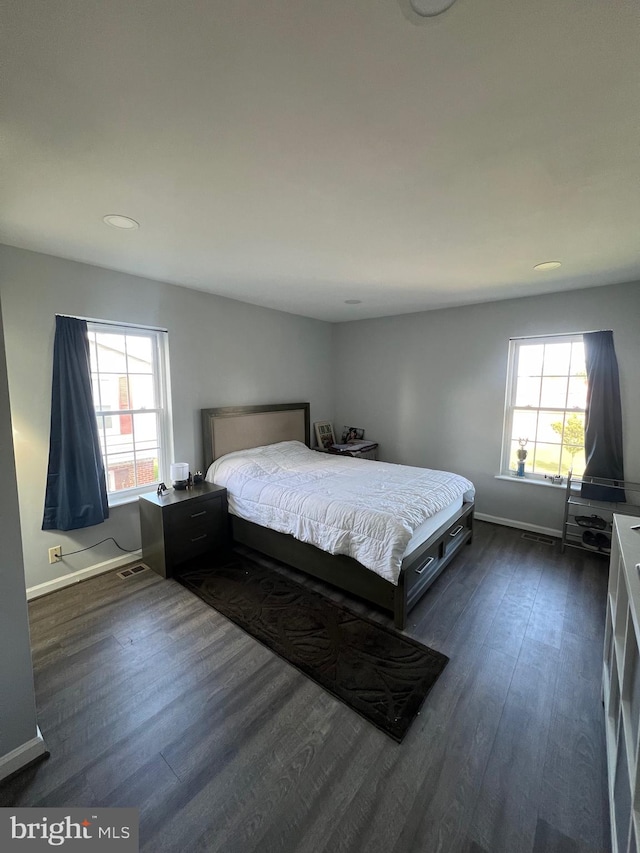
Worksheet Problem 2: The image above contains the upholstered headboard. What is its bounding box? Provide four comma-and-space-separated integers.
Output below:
201, 402, 311, 472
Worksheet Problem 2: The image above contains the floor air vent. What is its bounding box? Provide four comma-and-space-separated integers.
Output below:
117, 565, 149, 579
521, 532, 556, 546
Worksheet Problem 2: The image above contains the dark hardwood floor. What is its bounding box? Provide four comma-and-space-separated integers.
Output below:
0, 521, 611, 853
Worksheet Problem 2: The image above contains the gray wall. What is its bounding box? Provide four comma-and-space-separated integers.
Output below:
332, 281, 640, 533
0, 245, 333, 589
2, 240, 638, 590
0, 297, 40, 765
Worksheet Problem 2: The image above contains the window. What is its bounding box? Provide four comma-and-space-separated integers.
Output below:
501, 334, 587, 480
87, 322, 171, 503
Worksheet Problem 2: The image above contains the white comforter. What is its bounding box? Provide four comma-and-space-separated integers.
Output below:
206, 441, 474, 584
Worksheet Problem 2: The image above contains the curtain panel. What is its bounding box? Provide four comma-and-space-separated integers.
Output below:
42, 315, 109, 531
580, 330, 626, 503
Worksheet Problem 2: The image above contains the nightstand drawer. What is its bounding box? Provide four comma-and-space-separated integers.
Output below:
166, 495, 223, 532
168, 524, 222, 564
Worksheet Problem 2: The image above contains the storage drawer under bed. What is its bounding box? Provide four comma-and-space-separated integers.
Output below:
403, 504, 473, 607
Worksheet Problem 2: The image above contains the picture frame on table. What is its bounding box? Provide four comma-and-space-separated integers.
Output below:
314, 421, 335, 450
342, 426, 365, 443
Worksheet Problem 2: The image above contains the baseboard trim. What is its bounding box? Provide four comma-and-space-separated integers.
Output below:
27, 551, 143, 600
475, 512, 561, 540
0, 726, 48, 782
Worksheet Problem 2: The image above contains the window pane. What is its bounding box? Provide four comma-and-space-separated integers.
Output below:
569, 342, 586, 376
129, 374, 156, 409
118, 375, 131, 410
515, 376, 541, 407
105, 454, 138, 492
536, 411, 566, 444
105, 427, 134, 456
135, 453, 159, 488
91, 373, 101, 410
539, 376, 569, 409
542, 343, 571, 376
567, 375, 587, 409
511, 410, 538, 445
126, 336, 153, 374
133, 413, 158, 451
88, 332, 98, 372
517, 345, 543, 377
534, 411, 586, 477
98, 375, 122, 411
532, 443, 561, 476
561, 412, 586, 447
553, 412, 586, 478
96, 333, 127, 372
105, 450, 160, 491
561, 446, 586, 477
95, 415, 108, 454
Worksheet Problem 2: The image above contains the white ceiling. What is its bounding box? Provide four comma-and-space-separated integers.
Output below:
2, 0, 639, 322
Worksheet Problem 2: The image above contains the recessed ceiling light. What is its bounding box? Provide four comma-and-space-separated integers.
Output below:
102, 214, 140, 230
533, 261, 562, 272
344, 299, 362, 305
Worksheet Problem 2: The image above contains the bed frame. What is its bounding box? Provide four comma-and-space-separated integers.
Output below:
201, 402, 474, 629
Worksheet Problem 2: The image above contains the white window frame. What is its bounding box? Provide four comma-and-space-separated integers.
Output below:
501, 333, 586, 481
87, 320, 173, 506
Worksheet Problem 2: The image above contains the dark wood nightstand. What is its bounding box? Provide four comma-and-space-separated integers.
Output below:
139, 482, 229, 578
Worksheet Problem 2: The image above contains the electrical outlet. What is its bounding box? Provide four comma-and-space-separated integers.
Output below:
48, 545, 62, 564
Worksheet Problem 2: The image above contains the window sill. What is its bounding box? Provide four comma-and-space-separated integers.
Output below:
494, 474, 566, 490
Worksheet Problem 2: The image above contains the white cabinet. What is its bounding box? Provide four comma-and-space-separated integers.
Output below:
604, 515, 640, 852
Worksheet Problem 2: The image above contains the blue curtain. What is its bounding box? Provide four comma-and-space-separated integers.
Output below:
42, 316, 109, 530
580, 330, 626, 502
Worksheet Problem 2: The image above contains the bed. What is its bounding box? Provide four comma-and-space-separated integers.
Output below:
201, 402, 474, 629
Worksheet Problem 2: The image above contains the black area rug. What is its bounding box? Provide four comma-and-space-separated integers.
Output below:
176, 555, 448, 742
